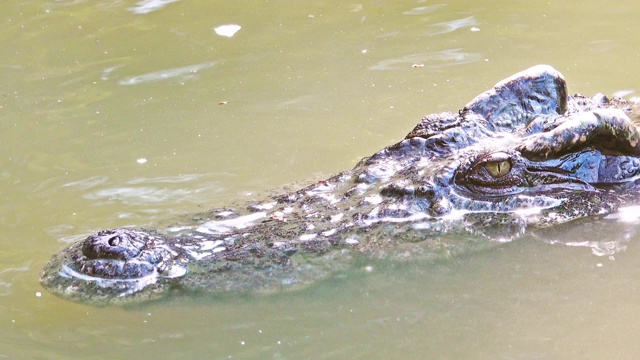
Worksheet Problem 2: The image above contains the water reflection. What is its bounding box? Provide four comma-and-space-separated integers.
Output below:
402, 4, 447, 16
536, 211, 640, 257
613, 89, 635, 98
563, 240, 628, 257
428, 16, 480, 36
369, 48, 481, 70
44, 224, 85, 245
100, 65, 123, 81
128, 0, 180, 15
64, 174, 230, 205
62, 176, 108, 191
117, 61, 217, 86
0, 265, 29, 297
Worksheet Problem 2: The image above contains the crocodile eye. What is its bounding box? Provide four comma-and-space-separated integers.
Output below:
484, 160, 511, 178
455, 152, 522, 194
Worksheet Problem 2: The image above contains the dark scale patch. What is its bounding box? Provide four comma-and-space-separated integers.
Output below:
463, 213, 527, 239
405, 112, 463, 139
380, 182, 415, 197
300, 239, 332, 254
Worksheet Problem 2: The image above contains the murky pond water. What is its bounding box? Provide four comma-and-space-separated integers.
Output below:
3, 0, 640, 358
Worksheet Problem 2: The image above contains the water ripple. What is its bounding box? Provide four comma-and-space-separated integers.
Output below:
0, 265, 29, 297
402, 4, 447, 16
429, 16, 480, 36
84, 186, 196, 204
67, 173, 232, 206
118, 61, 217, 86
128, 0, 180, 14
369, 48, 481, 71
62, 176, 109, 190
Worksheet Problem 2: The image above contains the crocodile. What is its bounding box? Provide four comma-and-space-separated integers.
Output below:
40, 65, 640, 305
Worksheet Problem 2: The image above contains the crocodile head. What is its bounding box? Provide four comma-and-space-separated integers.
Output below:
354, 65, 640, 225
41, 229, 189, 304
40, 65, 640, 305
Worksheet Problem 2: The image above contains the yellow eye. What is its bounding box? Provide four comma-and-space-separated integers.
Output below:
484, 160, 511, 178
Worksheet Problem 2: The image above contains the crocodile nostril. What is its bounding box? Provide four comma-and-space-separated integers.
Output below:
108, 236, 121, 247
82, 229, 147, 260
416, 185, 435, 198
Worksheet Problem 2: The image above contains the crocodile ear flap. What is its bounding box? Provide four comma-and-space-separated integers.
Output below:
461, 65, 568, 128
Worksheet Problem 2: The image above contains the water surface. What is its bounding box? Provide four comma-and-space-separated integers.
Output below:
3, 0, 640, 358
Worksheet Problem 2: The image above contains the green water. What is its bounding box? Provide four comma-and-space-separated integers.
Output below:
3, 0, 640, 358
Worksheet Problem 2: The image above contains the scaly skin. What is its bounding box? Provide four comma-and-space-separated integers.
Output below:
40, 65, 640, 305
